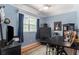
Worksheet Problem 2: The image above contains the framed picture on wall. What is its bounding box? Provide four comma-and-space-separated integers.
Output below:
54, 21, 62, 31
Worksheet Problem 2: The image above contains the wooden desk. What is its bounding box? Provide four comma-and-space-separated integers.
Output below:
46, 36, 79, 55
0, 41, 21, 55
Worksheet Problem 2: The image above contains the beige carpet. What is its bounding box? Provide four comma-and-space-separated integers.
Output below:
22, 45, 78, 55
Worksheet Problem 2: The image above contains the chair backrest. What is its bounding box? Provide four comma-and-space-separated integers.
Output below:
39, 27, 51, 39
6, 26, 14, 43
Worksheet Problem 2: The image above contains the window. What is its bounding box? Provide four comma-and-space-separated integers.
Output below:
23, 15, 37, 32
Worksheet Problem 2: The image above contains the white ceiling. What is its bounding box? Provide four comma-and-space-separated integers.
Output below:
26, 4, 76, 16
12, 4, 78, 17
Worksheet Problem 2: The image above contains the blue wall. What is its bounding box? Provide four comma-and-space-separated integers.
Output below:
0, 5, 18, 40
77, 11, 79, 29
4, 4, 19, 36
22, 32, 36, 47
40, 12, 77, 36
1, 4, 37, 47
19, 9, 38, 47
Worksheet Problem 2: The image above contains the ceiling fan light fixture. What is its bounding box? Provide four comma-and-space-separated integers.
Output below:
43, 6, 48, 10
39, 6, 49, 11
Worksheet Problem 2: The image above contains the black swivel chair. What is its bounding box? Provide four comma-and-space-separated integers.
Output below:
1, 26, 21, 55
37, 24, 54, 55
38, 24, 51, 44
6, 26, 14, 44
0, 26, 14, 47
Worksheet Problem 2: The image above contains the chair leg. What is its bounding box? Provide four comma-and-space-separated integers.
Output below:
56, 46, 68, 55
46, 44, 49, 55
74, 49, 77, 55
60, 50, 67, 55
52, 47, 56, 55
46, 44, 51, 55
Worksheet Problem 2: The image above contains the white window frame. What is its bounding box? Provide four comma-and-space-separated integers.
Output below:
23, 14, 37, 32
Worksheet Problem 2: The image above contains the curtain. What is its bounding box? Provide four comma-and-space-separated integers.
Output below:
36, 19, 40, 40
18, 13, 24, 42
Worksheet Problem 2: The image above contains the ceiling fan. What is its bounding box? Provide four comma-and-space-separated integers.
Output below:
39, 4, 52, 11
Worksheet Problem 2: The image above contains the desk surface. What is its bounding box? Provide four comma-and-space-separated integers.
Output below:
48, 36, 79, 50
48, 39, 72, 47
0, 41, 21, 49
